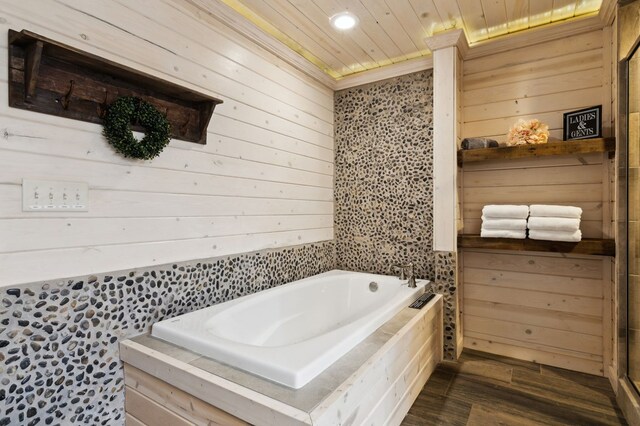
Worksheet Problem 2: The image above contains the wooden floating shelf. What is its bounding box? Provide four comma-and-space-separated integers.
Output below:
8, 29, 223, 144
458, 235, 615, 256
458, 138, 616, 164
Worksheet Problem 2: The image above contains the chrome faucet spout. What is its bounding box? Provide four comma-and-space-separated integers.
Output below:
391, 262, 417, 288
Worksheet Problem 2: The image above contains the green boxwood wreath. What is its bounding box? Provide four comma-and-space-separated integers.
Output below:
103, 96, 171, 160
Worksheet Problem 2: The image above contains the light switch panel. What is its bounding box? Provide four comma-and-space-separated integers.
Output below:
22, 179, 89, 212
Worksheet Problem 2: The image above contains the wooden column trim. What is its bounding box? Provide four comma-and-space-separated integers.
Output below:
426, 30, 467, 252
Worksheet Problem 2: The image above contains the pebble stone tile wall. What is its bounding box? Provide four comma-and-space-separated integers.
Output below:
334, 70, 458, 359
0, 241, 335, 425
434, 251, 458, 360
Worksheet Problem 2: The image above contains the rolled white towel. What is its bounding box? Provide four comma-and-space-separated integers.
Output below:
480, 228, 527, 239
482, 205, 529, 219
528, 229, 582, 242
481, 216, 527, 231
527, 217, 580, 232
529, 204, 582, 219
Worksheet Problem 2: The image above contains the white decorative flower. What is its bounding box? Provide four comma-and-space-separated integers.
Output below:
507, 119, 549, 146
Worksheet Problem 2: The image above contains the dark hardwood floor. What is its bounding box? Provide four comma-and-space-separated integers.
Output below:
402, 349, 627, 426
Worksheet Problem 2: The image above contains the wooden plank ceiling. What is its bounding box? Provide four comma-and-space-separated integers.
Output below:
214, 0, 604, 78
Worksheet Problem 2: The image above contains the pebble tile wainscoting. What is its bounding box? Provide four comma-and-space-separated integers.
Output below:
334, 70, 458, 359
0, 242, 335, 425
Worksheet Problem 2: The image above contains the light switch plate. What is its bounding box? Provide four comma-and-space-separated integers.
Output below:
22, 179, 89, 212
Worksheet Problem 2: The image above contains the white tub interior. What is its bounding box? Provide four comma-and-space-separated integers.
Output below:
152, 269, 428, 388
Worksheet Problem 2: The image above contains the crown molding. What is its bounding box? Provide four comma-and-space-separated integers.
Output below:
464, 13, 606, 60
334, 56, 433, 91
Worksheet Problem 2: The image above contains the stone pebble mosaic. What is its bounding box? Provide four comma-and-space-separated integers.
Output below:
0, 242, 335, 425
333, 70, 458, 359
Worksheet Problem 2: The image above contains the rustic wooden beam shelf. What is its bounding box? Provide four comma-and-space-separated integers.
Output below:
458, 234, 615, 256
458, 138, 616, 164
8, 29, 223, 144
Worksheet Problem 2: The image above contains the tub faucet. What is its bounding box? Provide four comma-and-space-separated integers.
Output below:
391, 263, 417, 288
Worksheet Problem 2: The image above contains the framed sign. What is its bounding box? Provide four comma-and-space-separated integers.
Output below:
563, 105, 602, 141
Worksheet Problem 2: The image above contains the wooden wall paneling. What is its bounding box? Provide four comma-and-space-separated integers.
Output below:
465, 332, 604, 375
329, 0, 406, 61
352, 0, 419, 58
125, 413, 146, 426
458, 8, 613, 384
294, 0, 389, 66
464, 284, 602, 317
145, 0, 335, 106
479, 0, 509, 38
461, 249, 608, 376
456, 1, 488, 41
432, 0, 464, 32
384, 0, 432, 53
464, 299, 602, 335
125, 365, 248, 425
463, 68, 604, 106
463, 30, 603, 75
462, 250, 604, 278
0, 103, 334, 163
223, 0, 352, 75
125, 386, 194, 426
464, 314, 602, 355
462, 164, 602, 186
0, 227, 334, 287
529, 0, 554, 26
463, 267, 603, 298
408, 0, 446, 36
464, 86, 603, 124
275, 0, 387, 67
0, 215, 334, 253
0, 0, 335, 286
0, 149, 333, 192
551, 0, 577, 21
505, 0, 530, 32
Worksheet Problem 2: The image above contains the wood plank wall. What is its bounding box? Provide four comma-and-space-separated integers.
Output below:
0, 0, 334, 287
460, 29, 615, 377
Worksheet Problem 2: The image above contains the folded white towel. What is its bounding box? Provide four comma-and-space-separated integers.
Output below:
529, 205, 582, 219
481, 216, 527, 231
482, 205, 529, 219
527, 217, 581, 232
528, 229, 582, 242
480, 228, 527, 239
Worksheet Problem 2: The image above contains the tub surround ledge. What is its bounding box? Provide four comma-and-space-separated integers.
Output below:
120, 295, 443, 426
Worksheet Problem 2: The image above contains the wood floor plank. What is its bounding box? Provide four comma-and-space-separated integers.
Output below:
402, 392, 472, 426
511, 368, 625, 419
421, 368, 454, 396
466, 404, 550, 426
540, 364, 616, 393
439, 359, 513, 385
446, 375, 624, 425
402, 349, 627, 426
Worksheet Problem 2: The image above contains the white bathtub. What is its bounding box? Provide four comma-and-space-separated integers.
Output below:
152, 269, 428, 389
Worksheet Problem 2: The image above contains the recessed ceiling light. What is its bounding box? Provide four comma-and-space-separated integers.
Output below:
330, 12, 358, 30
